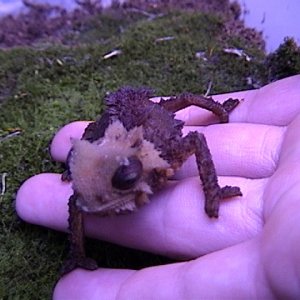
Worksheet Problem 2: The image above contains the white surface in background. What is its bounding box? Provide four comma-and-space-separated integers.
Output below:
0, 0, 299, 52
0, 0, 23, 14
239, 0, 300, 52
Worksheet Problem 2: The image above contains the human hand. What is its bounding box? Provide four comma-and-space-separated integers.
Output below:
16, 75, 300, 299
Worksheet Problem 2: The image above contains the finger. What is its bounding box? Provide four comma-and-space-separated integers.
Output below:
16, 173, 264, 258
54, 239, 273, 300
54, 268, 136, 300
174, 75, 300, 126
176, 123, 285, 179
50, 121, 90, 162
50, 121, 285, 179
16, 174, 70, 230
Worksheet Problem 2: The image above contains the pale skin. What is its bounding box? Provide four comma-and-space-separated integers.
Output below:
16, 75, 300, 299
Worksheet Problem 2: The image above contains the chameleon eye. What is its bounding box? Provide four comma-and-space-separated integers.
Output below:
112, 156, 143, 190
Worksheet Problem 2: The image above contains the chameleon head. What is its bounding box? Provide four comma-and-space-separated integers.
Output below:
69, 120, 172, 215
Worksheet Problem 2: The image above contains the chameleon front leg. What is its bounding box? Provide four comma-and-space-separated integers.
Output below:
159, 92, 240, 123
181, 131, 242, 218
61, 193, 98, 275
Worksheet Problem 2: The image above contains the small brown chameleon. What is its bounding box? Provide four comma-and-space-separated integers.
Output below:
61, 87, 242, 274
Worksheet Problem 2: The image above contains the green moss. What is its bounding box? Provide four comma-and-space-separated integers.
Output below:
70, 11, 143, 43
0, 9, 290, 298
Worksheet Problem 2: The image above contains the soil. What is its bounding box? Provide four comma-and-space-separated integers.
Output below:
0, 0, 265, 49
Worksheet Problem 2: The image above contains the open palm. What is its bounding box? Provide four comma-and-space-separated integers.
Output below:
16, 75, 300, 299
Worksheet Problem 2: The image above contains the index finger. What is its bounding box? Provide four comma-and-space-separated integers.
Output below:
50, 121, 90, 162
172, 75, 300, 126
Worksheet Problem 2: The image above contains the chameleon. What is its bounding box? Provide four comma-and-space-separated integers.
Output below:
61, 87, 242, 274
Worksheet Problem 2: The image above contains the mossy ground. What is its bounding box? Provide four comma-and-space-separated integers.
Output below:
0, 7, 299, 299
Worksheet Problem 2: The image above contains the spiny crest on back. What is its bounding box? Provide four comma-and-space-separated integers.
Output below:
106, 86, 154, 110
105, 87, 155, 126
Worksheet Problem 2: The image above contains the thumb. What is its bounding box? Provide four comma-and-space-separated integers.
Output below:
54, 239, 272, 299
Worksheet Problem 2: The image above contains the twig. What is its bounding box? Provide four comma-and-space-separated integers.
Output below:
223, 48, 251, 62
103, 49, 122, 60
155, 36, 175, 43
204, 81, 213, 97
0, 130, 22, 142
1, 173, 7, 196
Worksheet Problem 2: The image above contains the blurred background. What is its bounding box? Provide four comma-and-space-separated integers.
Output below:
0, 0, 299, 52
